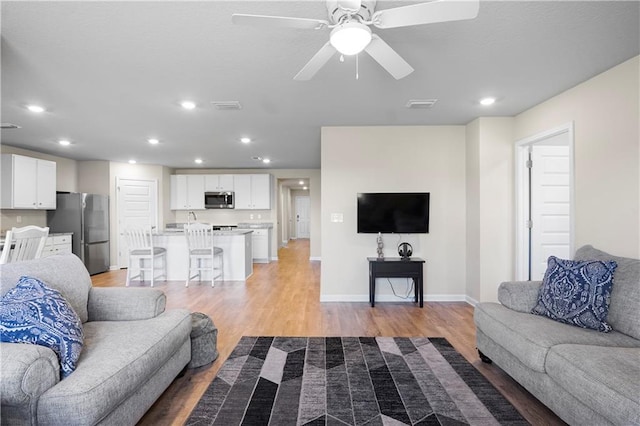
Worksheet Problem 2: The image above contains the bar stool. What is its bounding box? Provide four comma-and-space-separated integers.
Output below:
124, 226, 166, 287
184, 223, 223, 287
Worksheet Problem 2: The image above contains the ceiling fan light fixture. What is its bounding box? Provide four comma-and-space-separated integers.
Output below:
330, 22, 372, 55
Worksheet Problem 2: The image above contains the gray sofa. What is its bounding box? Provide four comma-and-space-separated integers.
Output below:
0, 254, 192, 425
474, 245, 640, 425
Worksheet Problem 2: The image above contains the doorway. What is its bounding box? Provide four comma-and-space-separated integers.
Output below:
116, 178, 158, 268
295, 196, 310, 239
515, 123, 575, 280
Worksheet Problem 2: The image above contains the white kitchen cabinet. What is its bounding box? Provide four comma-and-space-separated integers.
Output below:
41, 234, 72, 258
0, 154, 57, 209
204, 174, 234, 192
170, 175, 205, 210
250, 228, 271, 263
234, 174, 272, 210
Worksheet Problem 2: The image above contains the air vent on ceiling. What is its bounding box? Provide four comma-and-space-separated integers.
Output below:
211, 101, 242, 110
406, 99, 438, 109
1, 123, 21, 129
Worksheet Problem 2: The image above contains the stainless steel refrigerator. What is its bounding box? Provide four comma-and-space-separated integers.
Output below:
47, 193, 110, 275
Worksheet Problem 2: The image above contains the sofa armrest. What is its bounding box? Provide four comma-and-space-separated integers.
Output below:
87, 287, 166, 321
497, 280, 543, 313
1, 343, 60, 423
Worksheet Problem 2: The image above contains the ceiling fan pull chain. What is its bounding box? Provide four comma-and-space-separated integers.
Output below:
356, 54, 359, 80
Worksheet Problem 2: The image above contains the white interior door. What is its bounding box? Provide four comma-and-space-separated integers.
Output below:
515, 123, 574, 281
295, 196, 310, 239
116, 178, 158, 268
530, 144, 571, 279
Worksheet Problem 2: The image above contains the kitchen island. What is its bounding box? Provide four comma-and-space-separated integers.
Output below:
154, 229, 253, 282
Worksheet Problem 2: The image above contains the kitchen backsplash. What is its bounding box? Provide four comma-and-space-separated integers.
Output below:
0, 210, 47, 236
170, 209, 273, 227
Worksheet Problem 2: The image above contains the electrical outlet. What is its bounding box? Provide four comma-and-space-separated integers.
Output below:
257, 214, 261, 219
249, 214, 254, 220
16, 216, 22, 223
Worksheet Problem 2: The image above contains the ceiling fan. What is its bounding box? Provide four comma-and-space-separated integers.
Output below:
232, 0, 479, 81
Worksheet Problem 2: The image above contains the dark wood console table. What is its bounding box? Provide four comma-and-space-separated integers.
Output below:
367, 257, 425, 308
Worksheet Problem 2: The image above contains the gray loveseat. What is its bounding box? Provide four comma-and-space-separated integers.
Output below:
474, 245, 640, 425
0, 254, 192, 425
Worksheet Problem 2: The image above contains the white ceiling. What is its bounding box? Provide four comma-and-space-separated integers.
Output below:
1, 1, 638, 169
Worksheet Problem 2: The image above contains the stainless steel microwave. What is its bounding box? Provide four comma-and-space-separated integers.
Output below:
204, 191, 234, 209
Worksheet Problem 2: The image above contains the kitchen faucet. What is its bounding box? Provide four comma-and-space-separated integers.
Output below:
187, 211, 197, 225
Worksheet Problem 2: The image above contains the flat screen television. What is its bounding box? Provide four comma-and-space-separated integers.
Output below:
357, 192, 430, 234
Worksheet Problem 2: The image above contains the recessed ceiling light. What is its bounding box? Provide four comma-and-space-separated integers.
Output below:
303, 186, 308, 190
27, 105, 45, 113
299, 180, 304, 185
58, 140, 71, 146
129, 159, 137, 164
194, 158, 203, 164
480, 97, 496, 106
240, 137, 251, 144
148, 138, 159, 145
180, 100, 196, 110
262, 158, 271, 164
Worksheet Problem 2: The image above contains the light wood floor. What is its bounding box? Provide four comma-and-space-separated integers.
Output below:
92, 239, 564, 426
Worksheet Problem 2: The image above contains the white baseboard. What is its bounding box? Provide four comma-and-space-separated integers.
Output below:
270, 256, 278, 261
319, 294, 468, 303
309, 256, 321, 262
109, 265, 120, 271
465, 295, 478, 306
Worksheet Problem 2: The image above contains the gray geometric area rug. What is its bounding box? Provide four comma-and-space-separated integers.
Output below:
187, 336, 528, 426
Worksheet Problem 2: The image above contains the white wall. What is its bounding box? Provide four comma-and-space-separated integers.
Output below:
514, 56, 639, 258
465, 120, 481, 302
321, 126, 467, 301
476, 118, 514, 303
77, 160, 110, 195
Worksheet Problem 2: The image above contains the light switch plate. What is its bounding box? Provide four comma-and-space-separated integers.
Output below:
330, 213, 343, 223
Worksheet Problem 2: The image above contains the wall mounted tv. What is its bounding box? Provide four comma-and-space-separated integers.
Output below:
357, 192, 430, 234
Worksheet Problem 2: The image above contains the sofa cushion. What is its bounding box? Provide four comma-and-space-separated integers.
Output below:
36, 309, 191, 425
0, 276, 84, 378
0, 255, 92, 323
474, 302, 640, 373
531, 256, 616, 332
574, 245, 640, 339
546, 344, 640, 426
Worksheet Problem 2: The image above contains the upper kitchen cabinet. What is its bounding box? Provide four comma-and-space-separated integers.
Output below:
1, 154, 56, 209
204, 174, 234, 192
170, 175, 205, 210
234, 174, 272, 210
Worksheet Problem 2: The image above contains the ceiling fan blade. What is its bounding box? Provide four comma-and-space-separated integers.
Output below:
373, 0, 479, 29
364, 35, 414, 79
294, 42, 337, 81
231, 14, 329, 30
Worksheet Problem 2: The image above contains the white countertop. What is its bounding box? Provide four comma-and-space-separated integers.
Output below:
0, 232, 73, 245
156, 229, 253, 237
236, 223, 274, 229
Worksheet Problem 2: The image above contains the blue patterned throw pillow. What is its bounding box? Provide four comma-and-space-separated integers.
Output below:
0, 276, 84, 378
532, 256, 617, 332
